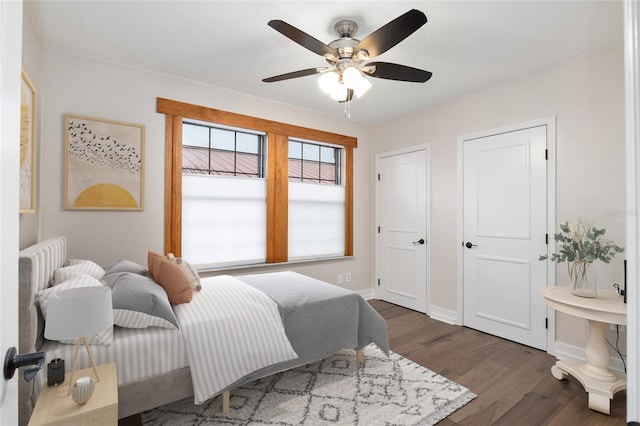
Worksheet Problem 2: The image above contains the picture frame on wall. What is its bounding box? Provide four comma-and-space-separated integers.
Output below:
20, 70, 36, 213
64, 114, 145, 210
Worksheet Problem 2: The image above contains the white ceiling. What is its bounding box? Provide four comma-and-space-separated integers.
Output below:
25, 1, 624, 124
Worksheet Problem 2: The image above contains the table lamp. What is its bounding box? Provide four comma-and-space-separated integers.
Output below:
44, 286, 113, 395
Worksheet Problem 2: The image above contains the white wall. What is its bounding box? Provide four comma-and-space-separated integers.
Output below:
38, 49, 375, 294
371, 46, 627, 351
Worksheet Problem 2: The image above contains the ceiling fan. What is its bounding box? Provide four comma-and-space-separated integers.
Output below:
262, 9, 433, 103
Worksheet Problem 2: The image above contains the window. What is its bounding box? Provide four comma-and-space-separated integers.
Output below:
181, 121, 266, 267
157, 98, 357, 268
182, 122, 264, 177
288, 140, 341, 185
288, 139, 345, 260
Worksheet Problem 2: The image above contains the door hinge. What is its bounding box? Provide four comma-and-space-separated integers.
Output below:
377, 226, 380, 234
545, 149, 548, 160
545, 233, 549, 244
377, 278, 381, 287
545, 318, 548, 329
378, 173, 381, 181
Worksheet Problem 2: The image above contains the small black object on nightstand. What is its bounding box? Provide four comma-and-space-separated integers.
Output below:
47, 358, 64, 386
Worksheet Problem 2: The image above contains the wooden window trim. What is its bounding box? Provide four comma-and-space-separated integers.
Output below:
157, 97, 357, 262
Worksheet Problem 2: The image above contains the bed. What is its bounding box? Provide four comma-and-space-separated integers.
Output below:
18, 237, 388, 425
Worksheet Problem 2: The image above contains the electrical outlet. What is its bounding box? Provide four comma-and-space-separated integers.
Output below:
338, 273, 344, 284
345, 272, 352, 282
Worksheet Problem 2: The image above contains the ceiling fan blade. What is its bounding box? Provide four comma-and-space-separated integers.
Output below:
366, 62, 432, 83
262, 68, 322, 83
268, 20, 336, 57
355, 9, 427, 59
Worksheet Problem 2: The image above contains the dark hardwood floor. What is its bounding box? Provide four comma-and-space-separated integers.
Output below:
121, 299, 627, 425
369, 299, 626, 426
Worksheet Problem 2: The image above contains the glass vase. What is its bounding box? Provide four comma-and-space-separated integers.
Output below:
569, 260, 597, 298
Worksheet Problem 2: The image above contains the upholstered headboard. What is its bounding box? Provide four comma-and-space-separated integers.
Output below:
18, 237, 66, 425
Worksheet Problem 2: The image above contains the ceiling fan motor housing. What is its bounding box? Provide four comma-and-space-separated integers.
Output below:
333, 20, 358, 38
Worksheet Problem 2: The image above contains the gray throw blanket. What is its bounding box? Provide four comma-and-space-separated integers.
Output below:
216, 271, 389, 392
237, 271, 389, 357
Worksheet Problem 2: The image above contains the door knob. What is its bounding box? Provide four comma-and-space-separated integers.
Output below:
413, 238, 426, 245
465, 242, 477, 249
3, 347, 45, 382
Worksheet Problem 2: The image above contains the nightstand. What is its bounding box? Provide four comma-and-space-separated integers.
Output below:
29, 362, 118, 426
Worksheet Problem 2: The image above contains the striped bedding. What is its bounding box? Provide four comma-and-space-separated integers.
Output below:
173, 275, 298, 404
40, 326, 187, 385
39, 275, 297, 406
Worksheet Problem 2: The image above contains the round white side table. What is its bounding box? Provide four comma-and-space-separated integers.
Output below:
540, 286, 626, 415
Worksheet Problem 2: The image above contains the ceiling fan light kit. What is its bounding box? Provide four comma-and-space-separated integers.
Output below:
319, 68, 371, 101
318, 71, 339, 94
263, 9, 432, 109
329, 83, 348, 102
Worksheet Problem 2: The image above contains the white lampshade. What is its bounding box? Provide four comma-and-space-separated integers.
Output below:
318, 71, 340, 94
353, 77, 372, 98
342, 66, 371, 98
45, 286, 113, 341
330, 82, 348, 101
342, 67, 361, 88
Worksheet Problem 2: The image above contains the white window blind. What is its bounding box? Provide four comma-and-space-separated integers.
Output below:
182, 175, 266, 268
288, 182, 345, 260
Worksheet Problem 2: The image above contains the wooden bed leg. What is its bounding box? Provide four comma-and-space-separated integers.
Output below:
222, 391, 230, 414
356, 349, 364, 363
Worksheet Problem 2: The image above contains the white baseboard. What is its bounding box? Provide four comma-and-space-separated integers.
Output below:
428, 305, 458, 325
554, 341, 627, 373
359, 289, 375, 300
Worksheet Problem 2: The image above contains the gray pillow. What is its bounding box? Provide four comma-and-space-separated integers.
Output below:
104, 259, 150, 277
102, 272, 178, 330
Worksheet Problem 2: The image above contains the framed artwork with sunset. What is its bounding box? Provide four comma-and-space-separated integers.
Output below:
64, 114, 144, 210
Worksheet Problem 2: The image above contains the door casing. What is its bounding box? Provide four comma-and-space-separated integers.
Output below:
457, 117, 556, 354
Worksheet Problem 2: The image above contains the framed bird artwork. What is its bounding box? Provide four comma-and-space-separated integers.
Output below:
64, 114, 145, 210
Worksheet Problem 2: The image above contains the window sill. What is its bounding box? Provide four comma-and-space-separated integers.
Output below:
196, 255, 354, 275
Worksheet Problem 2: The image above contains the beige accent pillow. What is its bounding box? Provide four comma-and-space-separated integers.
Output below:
148, 251, 193, 304
167, 253, 202, 292
148, 251, 167, 271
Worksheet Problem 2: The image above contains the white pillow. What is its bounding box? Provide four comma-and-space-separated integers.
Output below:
38, 275, 113, 345
54, 260, 105, 285
66, 258, 94, 265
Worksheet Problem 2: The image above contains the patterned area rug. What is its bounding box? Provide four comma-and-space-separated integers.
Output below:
141, 345, 476, 425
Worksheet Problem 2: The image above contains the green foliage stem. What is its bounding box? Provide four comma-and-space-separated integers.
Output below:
539, 220, 624, 269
